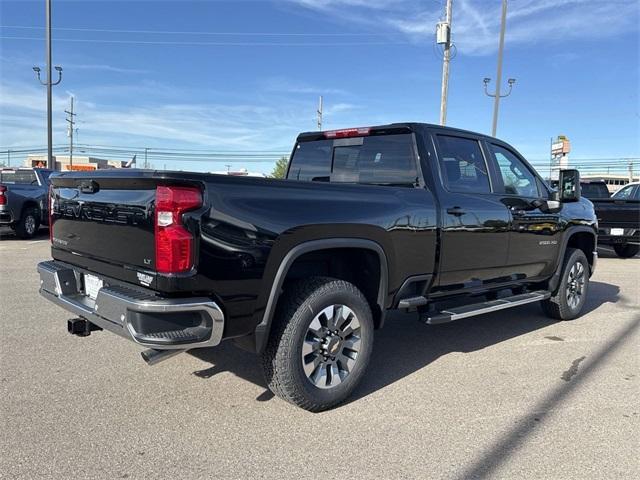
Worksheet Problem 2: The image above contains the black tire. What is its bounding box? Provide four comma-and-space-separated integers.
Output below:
613, 244, 639, 258
541, 248, 589, 321
15, 208, 40, 239
261, 276, 374, 412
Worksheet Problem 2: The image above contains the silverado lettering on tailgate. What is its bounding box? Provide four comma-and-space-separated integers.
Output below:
56, 200, 147, 225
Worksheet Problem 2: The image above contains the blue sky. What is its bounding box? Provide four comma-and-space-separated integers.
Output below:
0, 0, 638, 174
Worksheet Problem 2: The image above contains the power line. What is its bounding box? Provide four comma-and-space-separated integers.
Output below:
0, 25, 399, 37
0, 36, 412, 47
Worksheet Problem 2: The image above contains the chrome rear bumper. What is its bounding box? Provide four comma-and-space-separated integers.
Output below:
37, 260, 224, 350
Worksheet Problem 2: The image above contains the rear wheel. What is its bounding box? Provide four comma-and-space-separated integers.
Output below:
541, 248, 589, 320
261, 276, 374, 412
613, 244, 639, 258
15, 208, 40, 239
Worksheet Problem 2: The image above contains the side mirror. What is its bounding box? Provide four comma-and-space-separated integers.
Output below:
558, 169, 581, 202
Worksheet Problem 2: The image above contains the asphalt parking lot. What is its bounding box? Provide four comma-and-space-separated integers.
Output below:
1, 229, 638, 480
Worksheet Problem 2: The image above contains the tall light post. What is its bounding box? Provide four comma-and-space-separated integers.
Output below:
483, 0, 515, 137
32, 0, 62, 170
483, 77, 516, 136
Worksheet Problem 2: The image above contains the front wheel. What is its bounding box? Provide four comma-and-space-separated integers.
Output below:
613, 243, 639, 258
261, 277, 374, 412
541, 248, 589, 320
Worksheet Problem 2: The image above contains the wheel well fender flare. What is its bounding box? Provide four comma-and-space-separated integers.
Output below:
254, 238, 389, 353
548, 226, 596, 293
21, 200, 40, 214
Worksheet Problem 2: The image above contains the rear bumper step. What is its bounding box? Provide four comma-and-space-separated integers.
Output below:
37, 260, 224, 350
421, 291, 551, 325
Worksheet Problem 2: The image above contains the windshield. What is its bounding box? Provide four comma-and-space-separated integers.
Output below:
612, 184, 638, 200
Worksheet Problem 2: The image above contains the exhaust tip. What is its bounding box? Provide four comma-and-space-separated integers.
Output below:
141, 348, 185, 366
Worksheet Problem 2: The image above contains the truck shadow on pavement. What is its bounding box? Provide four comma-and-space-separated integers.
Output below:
189, 280, 621, 405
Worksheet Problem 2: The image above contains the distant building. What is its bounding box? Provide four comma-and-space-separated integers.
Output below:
25, 154, 126, 171
581, 174, 639, 193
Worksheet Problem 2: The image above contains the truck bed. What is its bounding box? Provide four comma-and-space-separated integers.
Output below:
49, 168, 438, 338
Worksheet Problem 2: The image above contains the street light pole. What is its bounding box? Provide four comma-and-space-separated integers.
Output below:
492, 0, 508, 137
33, 0, 62, 170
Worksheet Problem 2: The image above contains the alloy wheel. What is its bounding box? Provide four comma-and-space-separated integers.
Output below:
25, 216, 36, 235
566, 261, 585, 310
301, 304, 362, 389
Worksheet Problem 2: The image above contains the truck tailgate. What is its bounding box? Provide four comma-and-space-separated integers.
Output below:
52, 185, 156, 269
50, 172, 205, 290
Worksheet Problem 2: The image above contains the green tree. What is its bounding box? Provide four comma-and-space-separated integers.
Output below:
270, 156, 289, 179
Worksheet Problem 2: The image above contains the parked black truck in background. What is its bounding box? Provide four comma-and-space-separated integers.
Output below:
0, 167, 53, 238
579, 180, 639, 258
37, 123, 597, 411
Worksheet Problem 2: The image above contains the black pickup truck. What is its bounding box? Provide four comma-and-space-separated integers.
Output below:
580, 180, 639, 258
0, 167, 53, 238
38, 123, 597, 411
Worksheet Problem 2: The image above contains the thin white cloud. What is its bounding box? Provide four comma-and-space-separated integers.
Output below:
62, 63, 150, 74
289, 0, 640, 55
0, 55, 149, 74
262, 76, 349, 95
0, 81, 364, 150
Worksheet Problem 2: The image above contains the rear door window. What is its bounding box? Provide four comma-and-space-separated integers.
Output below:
435, 135, 491, 194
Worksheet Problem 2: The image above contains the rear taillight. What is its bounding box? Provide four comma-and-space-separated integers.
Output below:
155, 185, 202, 273
0, 185, 6, 206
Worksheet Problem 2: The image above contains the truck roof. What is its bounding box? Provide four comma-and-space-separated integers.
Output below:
297, 122, 497, 142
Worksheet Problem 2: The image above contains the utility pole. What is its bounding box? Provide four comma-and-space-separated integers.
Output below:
317, 95, 323, 130
7, 149, 10, 167
64, 96, 76, 170
482, 0, 515, 137
144, 147, 149, 169
438, 0, 453, 125
32, 0, 62, 170
629, 160, 634, 183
